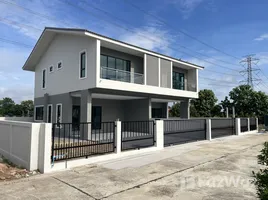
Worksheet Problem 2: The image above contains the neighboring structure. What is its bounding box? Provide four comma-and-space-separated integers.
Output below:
23, 27, 203, 126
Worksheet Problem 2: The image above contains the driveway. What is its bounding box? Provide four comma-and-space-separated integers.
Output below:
0, 133, 267, 200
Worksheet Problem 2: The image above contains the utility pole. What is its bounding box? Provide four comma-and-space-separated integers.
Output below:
239, 54, 261, 89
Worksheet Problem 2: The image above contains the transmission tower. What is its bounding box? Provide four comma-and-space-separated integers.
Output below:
239, 54, 261, 89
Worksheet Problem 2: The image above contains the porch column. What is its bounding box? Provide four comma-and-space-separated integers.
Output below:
44, 93, 49, 122
180, 99, 190, 119
148, 98, 152, 119
80, 90, 92, 140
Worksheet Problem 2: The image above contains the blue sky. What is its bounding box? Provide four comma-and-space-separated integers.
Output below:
0, 0, 268, 102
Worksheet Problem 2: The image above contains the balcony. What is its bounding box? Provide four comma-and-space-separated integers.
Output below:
100, 67, 144, 84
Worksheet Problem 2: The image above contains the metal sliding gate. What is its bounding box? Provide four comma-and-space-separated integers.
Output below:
51, 122, 115, 161
211, 118, 235, 139
250, 118, 257, 131
241, 118, 248, 132
164, 119, 206, 146
121, 121, 155, 151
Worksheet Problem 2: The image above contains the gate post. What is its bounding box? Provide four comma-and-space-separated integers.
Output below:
206, 119, 211, 141
115, 120, 121, 154
155, 120, 164, 149
256, 118, 259, 131
247, 118, 250, 132
235, 118, 241, 135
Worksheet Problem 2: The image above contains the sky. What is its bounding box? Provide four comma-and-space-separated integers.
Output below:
0, 0, 268, 103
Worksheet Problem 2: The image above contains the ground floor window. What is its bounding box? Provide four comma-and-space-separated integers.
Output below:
35, 106, 44, 121
56, 104, 62, 127
47, 104, 52, 123
152, 108, 163, 118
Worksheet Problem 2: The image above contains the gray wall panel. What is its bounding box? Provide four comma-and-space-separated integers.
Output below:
160, 59, 171, 88
146, 55, 159, 86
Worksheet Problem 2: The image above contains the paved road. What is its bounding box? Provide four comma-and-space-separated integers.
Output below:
0, 133, 267, 200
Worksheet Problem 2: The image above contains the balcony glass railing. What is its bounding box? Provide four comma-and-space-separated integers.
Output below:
101, 67, 144, 84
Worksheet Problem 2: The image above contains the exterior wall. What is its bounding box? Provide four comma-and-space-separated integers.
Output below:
146, 55, 159, 86
101, 47, 144, 74
160, 59, 172, 88
34, 34, 98, 98
123, 99, 150, 121
92, 99, 125, 122
187, 69, 197, 92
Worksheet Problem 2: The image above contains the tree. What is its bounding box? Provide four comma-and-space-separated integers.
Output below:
20, 100, 34, 117
0, 97, 15, 116
190, 89, 218, 117
169, 103, 180, 117
211, 104, 223, 117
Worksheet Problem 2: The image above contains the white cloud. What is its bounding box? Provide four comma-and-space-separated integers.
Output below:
254, 34, 268, 41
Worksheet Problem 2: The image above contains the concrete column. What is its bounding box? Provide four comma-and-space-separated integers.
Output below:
166, 103, 169, 119
235, 118, 241, 135
148, 98, 152, 119
144, 54, 147, 85
180, 100, 190, 119
247, 118, 250, 132
44, 93, 49, 122
158, 58, 161, 87
80, 90, 92, 140
115, 121, 121, 154
155, 120, 164, 149
96, 39, 100, 86
170, 62, 173, 89
37, 123, 52, 173
206, 119, 211, 140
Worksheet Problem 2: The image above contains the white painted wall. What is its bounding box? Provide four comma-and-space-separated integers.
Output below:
35, 34, 98, 98
0, 121, 51, 172
0, 117, 33, 122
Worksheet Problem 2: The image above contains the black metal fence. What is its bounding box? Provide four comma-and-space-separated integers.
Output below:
250, 118, 257, 131
240, 118, 248, 132
51, 122, 115, 161
211, 118, 235, 138
164, 119, 206, 146
121, 121, 155, 151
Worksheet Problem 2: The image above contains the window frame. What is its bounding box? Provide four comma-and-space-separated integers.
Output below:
79, 50, 87, 79
34, 105, 44, 122
55, 103, 63, 128
57, 61, 63, 70
49, 65, 54, 73
42, 68, 46, 89
47, 104, 53, 123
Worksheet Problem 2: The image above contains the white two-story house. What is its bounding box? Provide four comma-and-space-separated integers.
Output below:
23, 27, 203, 128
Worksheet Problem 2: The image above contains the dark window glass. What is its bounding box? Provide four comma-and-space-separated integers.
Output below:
35, 107, 44, 121
101, 55, 107, 67
49, 66, 53, 72
42, 69, 46, 88
116, 59, 124, 71
58, 62, 62, 69
48, 105, 52, 123
173, 71, 184, 90
80, 52, 86, 78
108, 57, 116, 69
56, 104, 62, 125
152, 108, 163, 118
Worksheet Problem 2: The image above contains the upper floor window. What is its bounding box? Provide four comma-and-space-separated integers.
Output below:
80, 51, 86, 79
101, 54, 131, 71
49, 66, 54, 73
35, 106, 44, 121
173, 71, 184, 90
57, 61, 62, 70
42, 69, 46, 89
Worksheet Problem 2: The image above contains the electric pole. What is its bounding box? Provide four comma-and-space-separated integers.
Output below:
239, 54, 261, 89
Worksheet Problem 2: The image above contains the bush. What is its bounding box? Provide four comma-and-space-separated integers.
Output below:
253, 142, 268, 199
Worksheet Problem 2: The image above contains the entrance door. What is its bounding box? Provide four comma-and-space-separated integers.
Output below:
92, 106, 102, 129
72, 106, 80, 131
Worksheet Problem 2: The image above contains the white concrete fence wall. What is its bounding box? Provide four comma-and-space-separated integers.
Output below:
0, 117, 34, 122
0, 120, 51, 173
0, 118, 258, 173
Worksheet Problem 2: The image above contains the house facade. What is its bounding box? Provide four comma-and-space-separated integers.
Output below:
23, 28, 203, 127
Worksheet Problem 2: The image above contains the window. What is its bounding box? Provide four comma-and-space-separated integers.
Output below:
152, 108, 163, 118
35, 106, 44, 121
173, 71, 184, 90
42, 69, 46, 89
47, 104, 53, 123
56, 104, 62, 127
100, 54, 131, 71
57, 61, 62, 70
80, 51, 86, 78
49, 66, 54, 73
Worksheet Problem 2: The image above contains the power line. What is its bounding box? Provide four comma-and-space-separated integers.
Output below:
0, 37, 32, 48
81, 0, 243, 69
123, 0, 241, 61
55, 0, 241, 73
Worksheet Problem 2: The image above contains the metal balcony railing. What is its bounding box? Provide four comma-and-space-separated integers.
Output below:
100, 67, 144, 84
